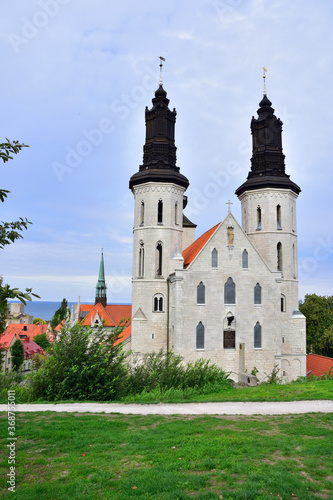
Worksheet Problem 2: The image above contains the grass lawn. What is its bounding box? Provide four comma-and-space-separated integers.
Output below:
0, 411, 332, 499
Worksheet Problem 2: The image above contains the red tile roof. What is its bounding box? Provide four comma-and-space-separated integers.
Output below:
4, 323, 48, 340
182, 222, 221, 268
105, 305, 131, 327
22, 336, 46, 359
307, 353, 333, 377
114, 325, 131, 346
79, 303, 131, 328
0, 332, 18, 351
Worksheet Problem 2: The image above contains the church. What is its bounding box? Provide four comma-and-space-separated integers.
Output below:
126, 75, 306, 383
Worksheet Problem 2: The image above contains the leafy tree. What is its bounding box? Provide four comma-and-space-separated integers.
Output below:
299, 294, 333, 356
0, 139, 39, 336
10, 339, 24, 371
30, 323, 128, 401
33, 318, 47, 325
33, 333, 51, 351
50, 299, 69, 330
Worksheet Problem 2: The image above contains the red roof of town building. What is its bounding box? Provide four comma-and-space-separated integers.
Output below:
79, 303, 131, 328
114, 324, 131, 346
0, 332, 18, 351
22, 336, 46, 359
307, 353, 333, 377
4, 323, 48, 341
183, 222, 221, 268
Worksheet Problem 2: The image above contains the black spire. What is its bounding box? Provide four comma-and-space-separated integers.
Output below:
235, 94, 300, 196
129, 85, 189, 190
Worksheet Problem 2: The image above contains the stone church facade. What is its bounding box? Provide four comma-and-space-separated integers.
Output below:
128, 83, 306, 382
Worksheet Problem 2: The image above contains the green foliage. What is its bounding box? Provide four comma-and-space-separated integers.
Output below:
263, 364, 281, 385
10, 339, 24, 371
299, 294, 333, 355
0, 277, 39, 334
31, 352, 46, 371
126, 350, 230, 396
29, 323, 128, 401
50, 298, 68, 330
33, 332, 51, 351
33, 317, 46, 324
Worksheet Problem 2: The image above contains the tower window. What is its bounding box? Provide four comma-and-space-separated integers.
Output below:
155, 242, 163, 277
254, 283, 262, 305
140, 201, 145, 226
242, 249, 248, 269
277, 242, 282, 271
158, 200, 163, 224
175, 202, 178, 225
197, 282, 205, 304
293, 244, 296, 279
277, 205, 282, 230
196, 322, 204, 349
256, 206, 262, 230
212, 248, 218, 268
224, 277, 236, 304
139, 241, 144, 277
281, 294, 286, 312
254, 322, 262, 348
223, 330, 235, 349
153, 294, 164, 312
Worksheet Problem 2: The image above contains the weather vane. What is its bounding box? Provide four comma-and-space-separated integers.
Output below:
262, 67, 267, 95
159, 56, 165, 86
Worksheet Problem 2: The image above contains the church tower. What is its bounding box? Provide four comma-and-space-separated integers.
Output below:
129, 81, 189, 354
235, 92, 301, 310
95, 250, 107, 307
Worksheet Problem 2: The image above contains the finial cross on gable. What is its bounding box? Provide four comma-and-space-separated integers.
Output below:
226, 200, 233, 212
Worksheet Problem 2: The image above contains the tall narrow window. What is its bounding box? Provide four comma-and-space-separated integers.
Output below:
196, 322, 204, 349
277, 205, 282, 230
197, 282, 205, 304
293, 244, 296, 278
175, 202, 178, 225
242, 249, 248, 269
156, 242, 163, 277
140, 201, 145, 226
281, 294, 286, 312
153, 294, 163, 312
254, 322, 262, 348
256, 206, 262, 230
139, 241, 144, 277
291, 206, 295, 232
212, 248, 218, 268
224, 277, 236, 304
277, 242, 282, 271
158, 200, 163, 224
254, 283, 262, 304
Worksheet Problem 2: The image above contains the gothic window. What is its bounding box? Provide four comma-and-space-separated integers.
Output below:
223, 330, 235, 349
254, 283, 262, 304
293, 244, 296, 278
155, 242, 163, 277
281, 294, 286, 312
277, 242, 282, 271
138, 241, 144, 277
158, 200, 163, 224
211, 248, 218, 268
197, 282, 205, 304
256, 206, 262, 230
196, 321, 204, 349
140, 201, 144, 226
254, 322, 262, 348
277, 204, 282, 230
175, 202, 178, 225
242, 249, 248, 269
224, 277, 235, 304
153, 294, 164, 312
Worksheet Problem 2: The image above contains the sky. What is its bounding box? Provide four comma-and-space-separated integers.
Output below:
1, 0, 333, 304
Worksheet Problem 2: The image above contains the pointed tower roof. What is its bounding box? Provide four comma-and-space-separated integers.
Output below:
129, 84, 189, 190
235, 93, 301, 197
95, 250, 107, 307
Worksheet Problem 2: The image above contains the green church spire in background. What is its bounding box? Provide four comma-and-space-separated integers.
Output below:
95, 250, 107, 307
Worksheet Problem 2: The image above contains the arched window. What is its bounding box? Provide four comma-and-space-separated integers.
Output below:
242, 249, 248, 269
257, 206, 262, 230
281, 294, 286, 312
140, 201, 144, 226
175, 202, 178, 225
153, 294, 164, 312
277, 242, 282, 271
254, 322, 262, 348
157, 200, 163, 224
197, 282, 205, 304
224, 277, 236, 304
138, 241, 144, 277
254, 283, 262, 304
196, 322, 204, 349
211, 248, 218, 268
277, 204, 282, 230
156, 242, 163, 277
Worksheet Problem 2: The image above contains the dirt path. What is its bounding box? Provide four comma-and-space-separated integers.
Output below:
0, 400, 332, 415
